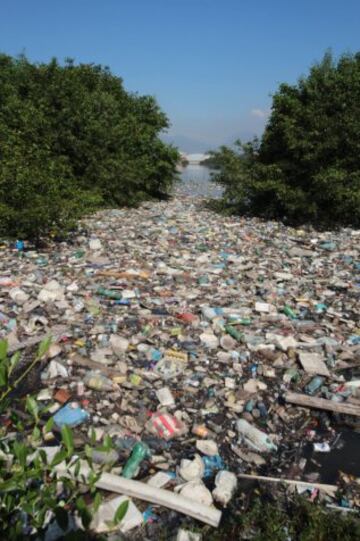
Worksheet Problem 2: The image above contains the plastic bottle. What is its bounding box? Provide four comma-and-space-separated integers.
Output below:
305, 376, 325, 395
36, 256, 48, 267
224, 325, 244, 342
192, 424, 214, 438
228, 316, 252, 326
84, 371, 114, 391
245, 399, 255, 413
122, 442, 151, 479
236, 419, 277, 452
97, 287, 122, 300
283, 306, 297, 319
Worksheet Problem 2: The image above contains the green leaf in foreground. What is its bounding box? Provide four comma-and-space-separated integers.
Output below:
0, 339, 8, 361
61, 425, 74, 455
26, 395, 39, 423
114, 500, 129, 525
37, 336, 52, 359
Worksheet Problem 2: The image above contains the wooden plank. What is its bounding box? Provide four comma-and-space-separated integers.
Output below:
285, 391, 360, 416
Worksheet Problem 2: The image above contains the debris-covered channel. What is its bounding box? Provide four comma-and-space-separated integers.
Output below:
0, 177, 360, 539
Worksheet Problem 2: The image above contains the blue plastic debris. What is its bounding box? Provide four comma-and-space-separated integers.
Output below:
151, 349, 162, 362
143, 506, 158, 523
15, 240, 24, 251
53, 404, 89, 428
202, 455, 225, 478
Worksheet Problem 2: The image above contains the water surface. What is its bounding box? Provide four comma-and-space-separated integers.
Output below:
179, 164, 222, 199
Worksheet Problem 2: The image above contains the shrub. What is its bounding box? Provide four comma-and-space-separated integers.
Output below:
0, 338, 128, 539
0, 54, 179, 240
211, 51, 360, 227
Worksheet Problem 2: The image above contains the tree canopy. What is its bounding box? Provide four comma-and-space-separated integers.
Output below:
211, 51, 360, 227
0, 54, 179, 240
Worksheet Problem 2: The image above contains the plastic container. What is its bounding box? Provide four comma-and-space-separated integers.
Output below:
224, 325, 244, 342
283, 306, 297, 319
84, 371, 114, 391
122, 442, 151, 479
236, 419, 277, 453
305, 376, 325, 395
53, 403, 89, 428
97, 287, 122, 300
212, 470, 237, 506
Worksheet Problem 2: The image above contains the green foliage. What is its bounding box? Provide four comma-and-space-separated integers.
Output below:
0, 54, 179, 240
211, 51, 360, 227
0, 339, 128, 539
0, 335, 51, 404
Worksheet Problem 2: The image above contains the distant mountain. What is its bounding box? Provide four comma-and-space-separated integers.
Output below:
161, 133, 215, 154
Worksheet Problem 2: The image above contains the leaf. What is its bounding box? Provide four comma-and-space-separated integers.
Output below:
0, 340, 8, 361
113, 500, 129, 525
0, 478, 19, 492
37, 335, 52, 359
84, 444, 93, 460
32, 425, 41, 441
13, 440, 28, 468
74, 458, 81, 477
8, 351, 21, 376
76, 496, 92, 529
93, 492, 102, 513
103, 434, 113, 451
38, 449, 48, 465
44, 416, 54, 433
61, 425, 74, 455
0, 364, 8, 388
51, 449, 67, 467
89, 428, 96, 445
26, 395, 39, 423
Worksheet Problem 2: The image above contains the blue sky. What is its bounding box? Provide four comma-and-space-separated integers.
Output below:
1, 0, 359, 151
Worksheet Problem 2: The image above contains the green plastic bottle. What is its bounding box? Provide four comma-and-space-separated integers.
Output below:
225, 325, 244, 342
97, 287, 122, 300
122, 442, 151, 479
283, 306, 297, 319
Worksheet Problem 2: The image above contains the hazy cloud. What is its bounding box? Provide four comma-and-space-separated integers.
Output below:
250, 108, 268, 118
